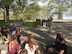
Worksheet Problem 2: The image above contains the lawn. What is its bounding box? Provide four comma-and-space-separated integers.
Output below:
22, 22, 36, 26
0, 20, 65, 27
0, 21, 10, 27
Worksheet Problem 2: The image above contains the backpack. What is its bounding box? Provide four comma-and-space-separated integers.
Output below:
20, 49, 28, 54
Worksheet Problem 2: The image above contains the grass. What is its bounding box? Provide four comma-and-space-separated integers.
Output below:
22, 22, 36, 26
0, 20, 19, 27
0, 20, 65, 27
0, 21, 10, 27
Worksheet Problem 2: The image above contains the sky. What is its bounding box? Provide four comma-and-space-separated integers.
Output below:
38, 1, 47, 6
38, 1, 72, 19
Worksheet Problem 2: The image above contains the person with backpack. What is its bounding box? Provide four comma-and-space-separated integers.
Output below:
20, 34, 41, 54
25, 38, 40, 54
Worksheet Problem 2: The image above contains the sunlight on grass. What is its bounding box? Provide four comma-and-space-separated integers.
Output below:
22, 22, 35, 26
0, 22, 10, 26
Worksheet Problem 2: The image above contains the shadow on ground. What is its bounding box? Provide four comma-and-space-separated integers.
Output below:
20, 23, 72, 54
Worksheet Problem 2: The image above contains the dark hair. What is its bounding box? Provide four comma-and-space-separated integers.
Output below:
56, 33, 65, 43
56, 33, 62, 39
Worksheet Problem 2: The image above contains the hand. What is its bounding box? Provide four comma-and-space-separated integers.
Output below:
48, 47, 53, 52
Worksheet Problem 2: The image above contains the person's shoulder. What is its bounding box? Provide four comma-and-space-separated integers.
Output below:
61, 43, 66, 45
25, 43, 28, 47
15, 42, 19, 45
60, 43, 67, 52
26, 43, 28, 45
60, 43, 66, 48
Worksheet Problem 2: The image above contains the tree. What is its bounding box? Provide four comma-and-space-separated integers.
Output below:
11, 0, 40, 21
40, 6, 48, 19
67, 0, 72, 15
30, 0, 47, 2
11, 4, 20, 20
5, 0, 14, 21
24, 3, 41, 21
16, 0, 27, 20
47, 0, 71, 19
0, 0, 6, 20
0, 0, 14, 21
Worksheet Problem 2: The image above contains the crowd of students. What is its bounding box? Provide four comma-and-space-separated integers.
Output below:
0, 24, 67, 54
0, 24, 41, 54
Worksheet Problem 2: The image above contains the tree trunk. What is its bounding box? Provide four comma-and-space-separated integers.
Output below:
58, 11, 63, 19
20, 6, 24, 21
3, 9, 6, 21
6, 6, 9, 21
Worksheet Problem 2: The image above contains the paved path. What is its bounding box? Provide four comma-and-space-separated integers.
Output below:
19, 22, 72, 54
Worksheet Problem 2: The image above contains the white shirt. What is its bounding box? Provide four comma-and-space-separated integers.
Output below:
25, 43, 37, 54
12, 31, 16, 35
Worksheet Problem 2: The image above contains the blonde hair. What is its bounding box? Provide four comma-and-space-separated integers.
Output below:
28, 36, 35, 51
29, 34, 34, 38
28, 34, 34, 41
9, 36, 18, 51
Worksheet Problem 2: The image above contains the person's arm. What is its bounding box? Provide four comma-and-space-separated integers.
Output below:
59, 43, 66, 54
37, 49, 41, 54
59, 50, 64, 54
3, 36, 8, 41
18, 49, 22, 54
